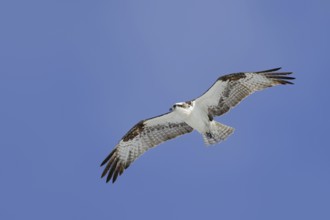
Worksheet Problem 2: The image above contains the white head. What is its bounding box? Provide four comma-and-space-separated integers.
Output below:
169, 101, 194, 114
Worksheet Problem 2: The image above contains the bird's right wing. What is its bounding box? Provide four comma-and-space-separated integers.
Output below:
100, 111, 193, 183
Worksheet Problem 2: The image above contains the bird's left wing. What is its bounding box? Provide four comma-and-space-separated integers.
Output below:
100, 112, 193, 183
194, 68, 294, 117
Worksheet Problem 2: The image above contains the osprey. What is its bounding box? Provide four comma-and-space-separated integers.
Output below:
101, 67, 294, 183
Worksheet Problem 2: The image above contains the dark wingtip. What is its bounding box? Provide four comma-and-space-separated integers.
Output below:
100, 158, 108, 167
263, 70, 295, 85
279, 80, 294, 85
100, 148, 122, 183
100, 149, 116, 167
101, 170, 107, 178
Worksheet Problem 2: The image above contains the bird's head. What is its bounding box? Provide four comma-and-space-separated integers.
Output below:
169, 101, 194, 112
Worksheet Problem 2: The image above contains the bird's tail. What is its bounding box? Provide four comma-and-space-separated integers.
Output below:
202, 121, 234, 145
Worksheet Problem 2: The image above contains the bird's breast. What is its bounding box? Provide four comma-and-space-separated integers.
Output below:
184, 106, 210, 133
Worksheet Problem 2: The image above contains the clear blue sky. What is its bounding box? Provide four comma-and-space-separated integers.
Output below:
1, 0, 329, 219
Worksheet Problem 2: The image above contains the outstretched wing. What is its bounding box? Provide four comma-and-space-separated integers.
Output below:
194, 68, 294, 117
100, 112, 193, 183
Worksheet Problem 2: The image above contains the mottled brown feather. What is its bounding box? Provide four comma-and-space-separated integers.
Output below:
197, 68, 294, 117
101, 114, 193, 183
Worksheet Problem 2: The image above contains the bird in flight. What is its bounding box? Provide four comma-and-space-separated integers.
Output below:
100, 67, 294, 183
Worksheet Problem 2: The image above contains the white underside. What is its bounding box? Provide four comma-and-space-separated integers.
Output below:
173, 101, 234, 145
173, 101, 210, 133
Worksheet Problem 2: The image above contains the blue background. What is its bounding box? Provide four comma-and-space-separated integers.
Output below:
1, 0, 329, 219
